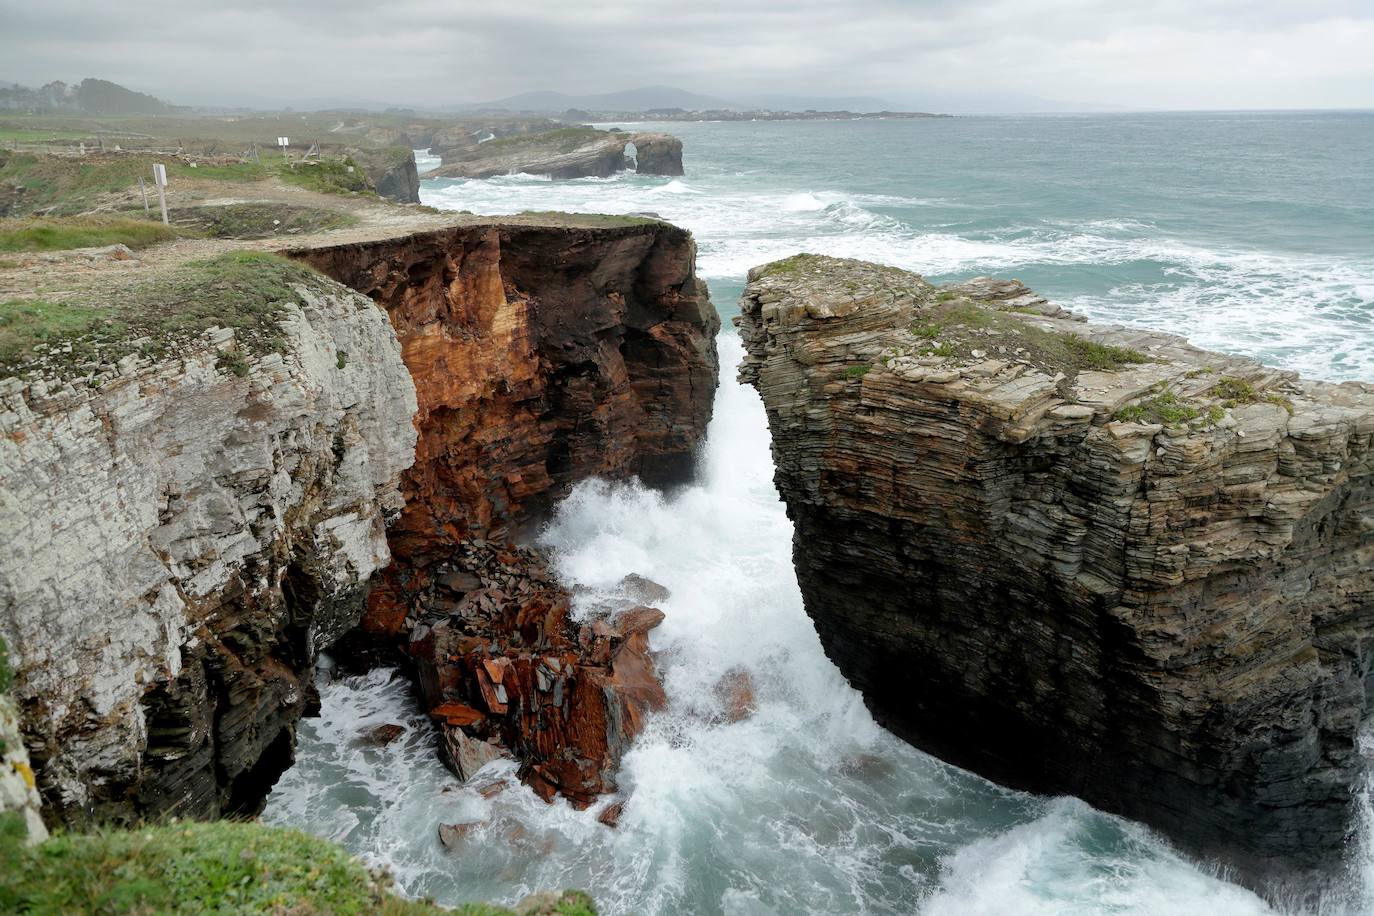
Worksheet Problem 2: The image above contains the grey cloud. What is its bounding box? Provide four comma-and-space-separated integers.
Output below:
1, 0, 1370, 110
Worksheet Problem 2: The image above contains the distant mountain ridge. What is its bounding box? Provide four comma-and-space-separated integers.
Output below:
0, 78, 173, 114
474, 86, 737, 113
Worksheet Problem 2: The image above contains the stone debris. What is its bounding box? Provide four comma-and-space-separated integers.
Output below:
713, 668, 758, 723
358, 723, 407, 747
596, 798, 626, 828
404, 538, 667, 807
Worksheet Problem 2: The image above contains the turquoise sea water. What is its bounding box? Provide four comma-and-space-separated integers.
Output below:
265, 114, 1374, 915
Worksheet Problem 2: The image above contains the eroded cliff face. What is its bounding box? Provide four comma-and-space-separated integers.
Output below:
293, 221, 718, 591
737, 255, 1374, 883
0, 282, 418, 825
0, 216, 716, 828
292, 219, 718, 804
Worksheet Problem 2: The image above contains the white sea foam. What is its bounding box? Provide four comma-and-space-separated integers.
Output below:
265, 340, 1282, 915
419, 173, 1372, 381
266, 131, 1373, 914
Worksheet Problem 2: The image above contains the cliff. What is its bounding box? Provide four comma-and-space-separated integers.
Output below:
350, 147, 422, 204
291, 219, 719, 569
0, 258, 419, 825
0, 214, 717, 826
292, 219, 719, 805
737, 255, 1374, 883
431, 129, 684, 180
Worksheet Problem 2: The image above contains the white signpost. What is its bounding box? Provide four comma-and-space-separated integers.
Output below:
278, 137, 289, 161
152, 163, 169, 226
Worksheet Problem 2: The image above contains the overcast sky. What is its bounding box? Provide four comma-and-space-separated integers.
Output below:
3, 0, 1372, 111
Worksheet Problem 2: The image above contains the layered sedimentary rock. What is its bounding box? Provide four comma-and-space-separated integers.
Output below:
738, 255, 1374, 880
432, 130, 685, 180
292, 219, 717, 803
0, 281, 418, 825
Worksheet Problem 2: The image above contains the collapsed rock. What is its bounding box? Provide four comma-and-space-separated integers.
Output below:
405, 539, 667, 807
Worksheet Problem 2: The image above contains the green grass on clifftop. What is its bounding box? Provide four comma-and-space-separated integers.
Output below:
0, 151, 373, 216
0, 818, 446, 914
481, 127, 607, 153
0, 215, 178, 252
0, 251, 326, 377
0, 815, 598, 915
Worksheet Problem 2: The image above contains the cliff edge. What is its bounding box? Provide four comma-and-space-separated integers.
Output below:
737, 254, 1374, 885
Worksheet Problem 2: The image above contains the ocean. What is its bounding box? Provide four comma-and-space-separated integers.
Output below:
263, 112, 1374, 915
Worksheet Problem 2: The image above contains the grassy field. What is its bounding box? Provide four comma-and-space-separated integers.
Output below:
0, 215, 178, 252
0, 251, 328, 376
0, 150, 375, 216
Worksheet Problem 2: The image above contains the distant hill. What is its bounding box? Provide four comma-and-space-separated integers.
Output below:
474, 86, 736, 113
0, 78, 173, 114
733, 94, 893, 112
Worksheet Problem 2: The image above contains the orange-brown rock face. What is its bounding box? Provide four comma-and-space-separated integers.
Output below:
290, 219, 716, 804
293, 220, 718, 629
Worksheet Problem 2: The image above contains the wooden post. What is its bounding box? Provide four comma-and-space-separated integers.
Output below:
153, 164, 169, 226
138, 177, 150, 215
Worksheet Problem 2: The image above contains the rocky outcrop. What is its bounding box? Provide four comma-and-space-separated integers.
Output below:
292, 219, 718, 805
0, 215, 715, 827
628, 133, 684, 176
351, 147, 421, 205
738, 255, 1374, 883
0, 281, 418, 826
431, 129, 686, 180
406, 542, 667, 806
1, 688, 47, 844
292, 220, 719, 587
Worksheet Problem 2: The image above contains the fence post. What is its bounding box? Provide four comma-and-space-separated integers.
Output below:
153, 164, 169, 226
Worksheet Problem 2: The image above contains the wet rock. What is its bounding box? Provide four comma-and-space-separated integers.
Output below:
358, 723, 406, 747
617, 573, 670, 605
406, 540, 668, 807
737, 254, 1374, 888
597, 798, 626, 828
437, 820, 480, 849
713, 668, 757, 723
438, 722, 507, 781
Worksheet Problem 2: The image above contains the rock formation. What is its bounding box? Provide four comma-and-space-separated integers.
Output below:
431, 129, 685, 180
406, 542, 668, 806
1, 681, 48, 844
291, 219, 719, 583
293, 219, 718, 804
737, 254, 1374, 883
627, 134, 684, 176
0, 280, 418, 825
0, 215, 717, 827
352, 148, 421, 204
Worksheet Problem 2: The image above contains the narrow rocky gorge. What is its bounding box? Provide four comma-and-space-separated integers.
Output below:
293, 220, 718, 805
737, 254, 1374, 888
0, 217, 718, 828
